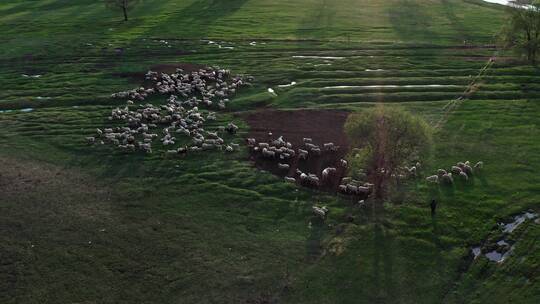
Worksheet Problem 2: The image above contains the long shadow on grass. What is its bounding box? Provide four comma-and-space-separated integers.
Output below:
387, 0, 438, 44
441, 0, 471, 42
372, 207, 397, 302
147, 0, 250, 38
296, 0, 338, 40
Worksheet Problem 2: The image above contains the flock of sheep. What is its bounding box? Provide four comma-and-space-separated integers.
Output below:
424, 160, 484, 185
247, 135, 374, 197
85, 65, 483, 221
86, 66, 253, 154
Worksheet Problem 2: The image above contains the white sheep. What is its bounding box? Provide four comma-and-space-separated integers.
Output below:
322, 167, 337, 180
284, 177, 296, 183
474, 161, 483, 170
441, 173, 453, 185
278, 163, 290, 170
451, 166, 462, 175
426, 175, 439, 184
312, 206, 328, 219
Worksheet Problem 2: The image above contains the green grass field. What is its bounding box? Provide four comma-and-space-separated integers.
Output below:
1, 1, 539, 303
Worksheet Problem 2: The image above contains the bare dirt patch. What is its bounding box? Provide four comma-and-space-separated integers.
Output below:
244, 109, 358, 194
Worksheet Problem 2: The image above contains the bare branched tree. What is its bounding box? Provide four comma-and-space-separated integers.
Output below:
500, 1, 540, 64
104, 0, 140, 21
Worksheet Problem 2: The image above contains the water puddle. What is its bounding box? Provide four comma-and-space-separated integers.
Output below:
22, 74, 42, 78
322, 84, 459, 89
470, 210, 538, 263
472, 246, 482, 259
204, 40, 234, 50
0, 108, 34, 114
483, 0, 535, 9
277, 81, 297, 88
500, 211, 538, 233
293, 55, 345, 60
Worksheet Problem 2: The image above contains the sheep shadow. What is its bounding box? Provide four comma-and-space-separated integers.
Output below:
306, 216, 326, 261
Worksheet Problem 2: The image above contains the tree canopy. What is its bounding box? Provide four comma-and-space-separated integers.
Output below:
500, 1, 540, 64
344, 106, 432, 199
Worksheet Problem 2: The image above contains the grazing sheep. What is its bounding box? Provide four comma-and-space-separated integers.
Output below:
346, 184, 358, 194
225, 145, 234, 153
303, 138, 312, 143
225, 123, 239, 134
262, 148, 276, 158
86, 137, 95, 144
298, 149, 308, 160
306, 174, 320, 186
459, 171, 469, 181
284, 177, 296, 183
357, 186, 371, 195
322, 167, 337, 180
463, 164, 473, 176
246, 138, 256, 146
311, 148, 322, 155
278, 163, 290, 170
451, 166, 463, 175
441, 173, 454, 185
312, 206, 329, 219
341, 177, 352, 184
426, 175, 439, 184
474, 161, 483, 171
340, 159, 348, 168
407, 166, 417, 177
437, 169, 447, 177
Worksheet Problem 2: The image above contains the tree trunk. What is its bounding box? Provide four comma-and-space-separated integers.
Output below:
122, 5, 128, 21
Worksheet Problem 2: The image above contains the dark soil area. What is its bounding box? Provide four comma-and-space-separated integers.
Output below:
244, 109, 359, 195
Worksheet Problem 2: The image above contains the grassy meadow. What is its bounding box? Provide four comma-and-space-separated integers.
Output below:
1, 0, 539, 303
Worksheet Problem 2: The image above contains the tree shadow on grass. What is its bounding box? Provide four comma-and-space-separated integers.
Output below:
296, 0, 338, 40
387, 0, 438, 44
146, 0, 250, 39
371, 207, 397, 303
441, 0, 471, 43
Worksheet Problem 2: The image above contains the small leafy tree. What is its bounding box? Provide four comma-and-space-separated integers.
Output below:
344, 106, 432, 200
105, 0, 140, 21
500, 1, 540, 64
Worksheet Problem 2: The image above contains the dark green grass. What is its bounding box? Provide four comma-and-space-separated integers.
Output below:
1, 0, 539, 303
